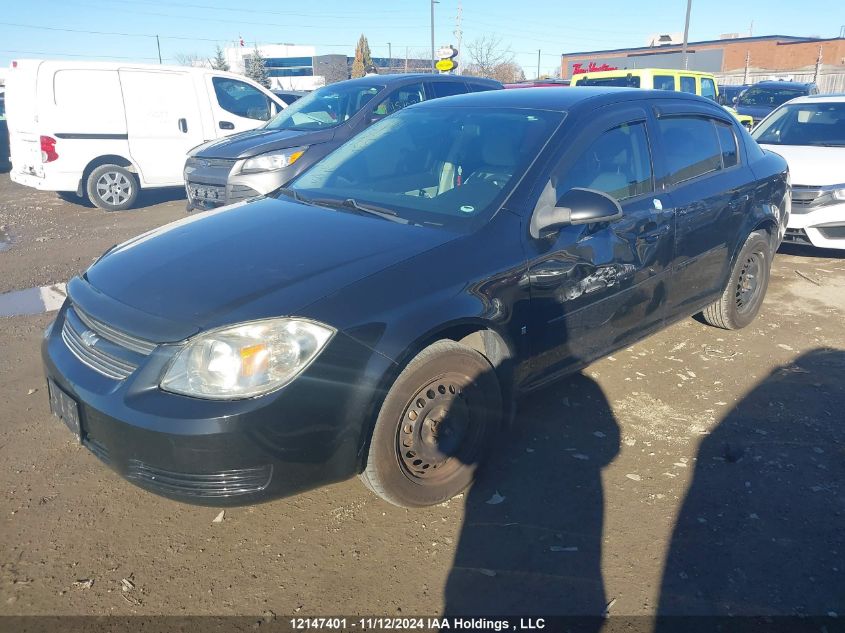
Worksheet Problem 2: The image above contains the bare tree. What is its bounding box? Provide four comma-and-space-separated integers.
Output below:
490, 61, 526, 84
173, 53, 207, 67
464, 35, 515, 78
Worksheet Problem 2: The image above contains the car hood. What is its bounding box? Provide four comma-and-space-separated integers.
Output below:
84, 197, 457, 339
735, 104, 776, 120
191, 127, 336, 160
758, 144, 845, 186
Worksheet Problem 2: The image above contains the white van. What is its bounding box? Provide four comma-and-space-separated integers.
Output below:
6, 60, 285, 210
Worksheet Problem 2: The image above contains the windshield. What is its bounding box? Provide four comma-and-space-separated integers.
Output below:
737, 86, 805, 108
578, 76, 640, 88
264, 83, 382, 131
287, 106, 564, 230
753, 102, 845, 147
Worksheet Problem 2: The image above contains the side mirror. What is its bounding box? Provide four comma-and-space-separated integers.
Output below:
530, 187, 623, 239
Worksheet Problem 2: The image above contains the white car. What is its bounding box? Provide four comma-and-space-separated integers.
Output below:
752, 94, 845, 250
6, 60, 284, 211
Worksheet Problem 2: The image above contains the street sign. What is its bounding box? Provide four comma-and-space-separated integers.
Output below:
436, 46, 457, 60
436, 59, 457, 72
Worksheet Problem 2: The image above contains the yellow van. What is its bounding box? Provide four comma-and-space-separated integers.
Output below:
571, 68, 754, 129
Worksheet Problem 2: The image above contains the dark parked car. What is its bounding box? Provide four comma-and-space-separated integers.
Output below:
717, 83, 749, 106
734, 80, 819, 126
43, 88, 789, 508
0, 91, 9, 172
271, 89, 307, 105
184, 74, 501, 211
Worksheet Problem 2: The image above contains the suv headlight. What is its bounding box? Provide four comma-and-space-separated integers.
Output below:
833, 187, 845, 201
240, 147, 307, 174
161, 318, 334, 400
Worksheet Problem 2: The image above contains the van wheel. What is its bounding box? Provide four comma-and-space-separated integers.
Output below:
86, 165, 138, 211
700, 231, 771, 330
360, 340, 502, 508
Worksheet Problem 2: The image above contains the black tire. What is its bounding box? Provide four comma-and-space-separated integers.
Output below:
86, 164, 138, 211
360, 340, 502, 508
701, 231, 771, 330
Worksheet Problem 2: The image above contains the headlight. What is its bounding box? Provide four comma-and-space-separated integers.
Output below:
240, 147, 307, 174
833, 187, 845, 201
160, 318, 334, 399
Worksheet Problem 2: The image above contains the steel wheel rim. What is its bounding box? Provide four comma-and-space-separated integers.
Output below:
395, 373, 485, 485
96, 172, 132, 205
735, 251, 764, 314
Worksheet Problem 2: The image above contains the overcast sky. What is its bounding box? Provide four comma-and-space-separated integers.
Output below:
1, 0, 841, 78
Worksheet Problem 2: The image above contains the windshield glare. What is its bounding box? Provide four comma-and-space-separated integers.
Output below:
753, 102, 845, 147
287, 107, 564, 229
737, 86, 804, 108
265, 83, 381, 131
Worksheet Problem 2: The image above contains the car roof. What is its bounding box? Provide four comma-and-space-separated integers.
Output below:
751, 80, 816, 89
782, 93, 845, 104
575, 68, 715, 78
413, 86, 720, 112
337, 73, 501, 88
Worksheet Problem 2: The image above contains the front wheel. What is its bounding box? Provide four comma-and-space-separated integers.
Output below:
86, 164, 138, 211
360, 340, 502, 508
700, 231, 772, 330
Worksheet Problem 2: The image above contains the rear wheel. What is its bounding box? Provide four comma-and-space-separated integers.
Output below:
701, 231, 771, 330
86, 164, 138, 211
360, 340, 502, 508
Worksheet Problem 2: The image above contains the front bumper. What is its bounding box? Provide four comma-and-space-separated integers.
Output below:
786, 200, 845, 250
184, 157, 294, 212
42, 302, 395, 505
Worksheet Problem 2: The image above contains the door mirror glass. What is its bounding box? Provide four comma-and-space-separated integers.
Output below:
530, 188, 623, 238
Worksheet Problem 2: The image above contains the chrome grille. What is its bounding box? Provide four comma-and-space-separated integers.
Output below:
791, 186, 823, 208
186, 157, 236, 170
60, 306, 155, 380
74, 306, 157, 355
126, 461, 273, 498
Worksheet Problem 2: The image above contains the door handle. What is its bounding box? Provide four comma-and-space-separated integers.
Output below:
178, 118, 188, 133
219, 121, 235, 130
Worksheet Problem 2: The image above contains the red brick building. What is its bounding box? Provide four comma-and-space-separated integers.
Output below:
561, 35, 845, 80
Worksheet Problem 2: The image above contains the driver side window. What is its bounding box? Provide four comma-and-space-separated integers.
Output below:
556, 121, 654, 202
373, 83, 426, 118
212, 77, 271, 121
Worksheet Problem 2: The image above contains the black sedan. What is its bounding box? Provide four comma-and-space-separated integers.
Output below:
42, 88, 789, 508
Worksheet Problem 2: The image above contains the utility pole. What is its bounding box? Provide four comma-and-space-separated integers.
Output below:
743, 50, 750, 84
430, 0, 439, 73
537, 49, 541, 79
681, 0, 692, 70
388, 42, 392, 73
156, 35, 162, 64
454, 1, 463, 68
813, 45, 823, 82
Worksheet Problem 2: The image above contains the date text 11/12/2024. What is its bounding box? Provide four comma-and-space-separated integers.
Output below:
289, 618, 547, 631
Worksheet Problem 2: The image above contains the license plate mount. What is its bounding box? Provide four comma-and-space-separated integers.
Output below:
47, 379, 82, 442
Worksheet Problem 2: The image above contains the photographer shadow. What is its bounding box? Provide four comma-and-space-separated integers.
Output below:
443, 372, 619, 621
657, 348, 845, 620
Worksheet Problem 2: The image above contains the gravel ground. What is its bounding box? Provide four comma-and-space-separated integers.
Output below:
0, 173, 843, 620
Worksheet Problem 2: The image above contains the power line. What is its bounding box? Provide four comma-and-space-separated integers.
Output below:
0, 48, 161, 61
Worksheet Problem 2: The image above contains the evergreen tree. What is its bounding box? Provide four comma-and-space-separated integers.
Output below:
245, 46, 271, 88
211, 45, 230, 72
351, 34, 374, 78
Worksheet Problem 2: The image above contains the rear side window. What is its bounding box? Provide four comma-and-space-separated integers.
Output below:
701, 78, 717, 101
714, 122, 738, 168
654, 75, 676, 91
374, 82, 426, 116
430, 81, 468, 98
557, 121, 653, 202
212, 77, 271, 120
657, 116, 722, 185
679, 76, 697, 94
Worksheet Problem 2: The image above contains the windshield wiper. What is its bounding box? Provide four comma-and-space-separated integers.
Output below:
276, 187, 314, 205
309, 197, 407, 223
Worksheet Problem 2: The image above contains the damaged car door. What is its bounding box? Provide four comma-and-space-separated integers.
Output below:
524, 106, 674, 383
